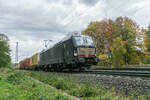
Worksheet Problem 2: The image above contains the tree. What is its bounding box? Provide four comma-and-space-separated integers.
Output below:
144, 26, 150, 52
83, 16, 146, 66
0, 34, 11, 68
144, 25, 150, 63
82, 19, 118, 55
115, 17, 142, 65
112, 37, 126, 67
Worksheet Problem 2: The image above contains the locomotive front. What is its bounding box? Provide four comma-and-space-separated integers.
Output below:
72, 35, 99, 66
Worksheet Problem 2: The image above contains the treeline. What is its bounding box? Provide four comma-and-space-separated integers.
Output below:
82, 17, 150, 67
0, 34, 11, 68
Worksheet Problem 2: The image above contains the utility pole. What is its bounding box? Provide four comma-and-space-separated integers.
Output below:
44, 40, 52, 48
15, 42, 18, 64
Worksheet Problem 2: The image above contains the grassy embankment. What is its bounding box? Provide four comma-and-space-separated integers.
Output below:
0, 68, 72, 100
25, 71, 150, 100
0, 68, 149, 100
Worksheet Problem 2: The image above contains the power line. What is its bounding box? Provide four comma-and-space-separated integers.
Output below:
44, 39, 53, 48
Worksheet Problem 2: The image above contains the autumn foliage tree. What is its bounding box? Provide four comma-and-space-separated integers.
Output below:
0, 34, 11, 68
82, 19, 118, 55
82, 17, 145, 67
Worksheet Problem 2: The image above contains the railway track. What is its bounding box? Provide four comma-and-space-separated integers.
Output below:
84, 70, 150, 77
24, 67, 150, 78
61, 67, 150, 78
92, 67, 150, 71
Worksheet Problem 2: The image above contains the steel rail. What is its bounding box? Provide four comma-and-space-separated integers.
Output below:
83, 70, 150, 77
22, 68, 150, 77
92, 67, 150, 71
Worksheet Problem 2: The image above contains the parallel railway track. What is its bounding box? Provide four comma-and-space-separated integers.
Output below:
24, 67, 150, 78
61, 67, 150, 78
84, 70, 150, 77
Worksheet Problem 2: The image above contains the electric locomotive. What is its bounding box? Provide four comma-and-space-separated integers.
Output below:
38, 33, 98, 71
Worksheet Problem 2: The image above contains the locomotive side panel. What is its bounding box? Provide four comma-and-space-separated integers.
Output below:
63, 39, 74, 64
38, 37, 74, 69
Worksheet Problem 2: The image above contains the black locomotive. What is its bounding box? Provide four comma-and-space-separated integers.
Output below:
37, 33, 99, 71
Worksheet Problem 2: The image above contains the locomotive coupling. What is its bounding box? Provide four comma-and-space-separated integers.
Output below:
78, 58, 85, 63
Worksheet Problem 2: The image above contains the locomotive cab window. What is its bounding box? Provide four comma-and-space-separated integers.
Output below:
73, 36, 95, 47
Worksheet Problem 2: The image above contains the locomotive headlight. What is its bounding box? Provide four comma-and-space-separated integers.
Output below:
74, 52, 77, 56
74, 50, 77, 56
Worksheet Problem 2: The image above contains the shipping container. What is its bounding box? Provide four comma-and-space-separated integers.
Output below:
20, 58, 30, 68
30, 53, 39, 67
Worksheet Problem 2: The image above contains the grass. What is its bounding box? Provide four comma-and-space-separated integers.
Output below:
24, 71, 134, 100
0, 68, 72, 100
25, 71, 150, 100
1, 68, 150, 100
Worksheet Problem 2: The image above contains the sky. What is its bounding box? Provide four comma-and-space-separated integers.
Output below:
0, 0, 150, 63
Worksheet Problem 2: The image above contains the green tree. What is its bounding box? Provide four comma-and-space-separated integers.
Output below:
115, 17, 142, 65
144, 25, 150, 52
144, 25, 150, 63
0, 34, 11, 68
112, 37, 126, 67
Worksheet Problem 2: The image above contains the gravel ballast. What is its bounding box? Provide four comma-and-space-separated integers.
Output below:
50, 72, 150, 96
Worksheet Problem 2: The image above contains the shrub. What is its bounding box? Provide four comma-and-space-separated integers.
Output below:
54, 78, 68, 90
79, 85, 97, 97
69, 85, 99, 97
98, 54, 112, 67
53, 94, 71, 100
5, 71, 26, 85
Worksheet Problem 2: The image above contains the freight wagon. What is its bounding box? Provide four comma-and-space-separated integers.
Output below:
19, 58, 30, 69
29, 53, 39, 69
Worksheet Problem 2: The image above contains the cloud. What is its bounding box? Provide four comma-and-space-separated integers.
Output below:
79, 0, 99, 6
0, 0, 70, 39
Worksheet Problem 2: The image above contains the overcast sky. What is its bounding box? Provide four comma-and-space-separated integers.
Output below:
0, 0, 150, 63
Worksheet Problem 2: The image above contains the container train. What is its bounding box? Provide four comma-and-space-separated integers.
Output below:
17, 33, 99, 71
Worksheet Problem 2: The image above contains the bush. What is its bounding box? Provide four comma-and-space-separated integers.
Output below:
80, 85, 99, 97
53, 94, 71, 100
54, 78, 69, 90
69, 85, 99, 97
0, 68, 13, 74
5, 71, 26, 85
98, 54, 112, 67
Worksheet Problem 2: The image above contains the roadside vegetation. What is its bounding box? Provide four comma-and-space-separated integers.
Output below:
0, 68, 150, 100
24, 70, 150, 100
0, 68, 72, 100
